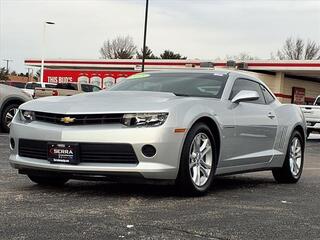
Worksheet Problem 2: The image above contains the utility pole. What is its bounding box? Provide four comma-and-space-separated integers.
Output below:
141, 0, 149, 72
40, 21, 55, 83
2, 59, 13, 71
27, 68, 33, 82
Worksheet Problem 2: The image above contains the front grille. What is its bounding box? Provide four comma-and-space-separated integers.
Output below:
19, 139, 47, 160
18, 139, 138, 164
34, 112, 123, 125
80, 143, 138, 163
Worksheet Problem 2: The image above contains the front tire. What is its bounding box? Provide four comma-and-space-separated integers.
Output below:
176, 123, 217, 195
272, 130, 304, 183
28, 174, 69, 186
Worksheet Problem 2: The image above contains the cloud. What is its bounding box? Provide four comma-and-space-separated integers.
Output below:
0, 0, 319, 72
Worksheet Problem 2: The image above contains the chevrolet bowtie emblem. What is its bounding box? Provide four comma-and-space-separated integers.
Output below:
60, 117, 75, 124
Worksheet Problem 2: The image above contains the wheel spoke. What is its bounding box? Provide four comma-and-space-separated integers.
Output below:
293, 159, 299, 173
195, 136, 201, 152
200, 166, 208, 178
200, 159, 211, 169
197, 165, 201, 186
189, 161, 197, 169
289, 158, 294, 173
192, 166, 197, 183
6, 112, 13, 120
290, 158, 299, 174
200, 139, 208, 152
201, 146, 211, 158
291, 145, 295, 154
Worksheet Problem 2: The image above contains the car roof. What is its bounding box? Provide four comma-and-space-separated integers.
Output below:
146, 68, 263, 82
0, 83, 26, 93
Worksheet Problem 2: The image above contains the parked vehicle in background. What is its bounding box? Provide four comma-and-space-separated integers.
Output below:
34, 82, 101, 98
300, 96, 320, 137
0, 84, 32, 132
23, 82, 57, 97
0, 81, 26, 89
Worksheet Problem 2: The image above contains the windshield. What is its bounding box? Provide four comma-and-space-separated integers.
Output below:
56, 83, 78, 90
26, 83, 41, 89
315, 97, 320, 106
110, 72, 228, 98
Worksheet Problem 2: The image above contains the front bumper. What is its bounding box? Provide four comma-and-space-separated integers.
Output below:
9, 120, 186, 180
305, 118, 320, 131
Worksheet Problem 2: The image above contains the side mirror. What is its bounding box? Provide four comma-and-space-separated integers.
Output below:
231, 90, 259, 103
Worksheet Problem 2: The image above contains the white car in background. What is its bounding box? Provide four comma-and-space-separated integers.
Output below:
300, 96, 320, 137
0, 84, 32, 132
22, 82, 56, 97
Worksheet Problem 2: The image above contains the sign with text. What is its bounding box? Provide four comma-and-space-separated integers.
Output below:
43, 69, 138, 88
292, 87, 305, 105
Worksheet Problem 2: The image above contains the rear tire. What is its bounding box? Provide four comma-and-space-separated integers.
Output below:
28, 174, 69, 186
1, 103, 19, 133
176, 123, 217, 195
272, 130, 304, 183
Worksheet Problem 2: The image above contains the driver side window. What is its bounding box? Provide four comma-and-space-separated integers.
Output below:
229, 78, 265, 104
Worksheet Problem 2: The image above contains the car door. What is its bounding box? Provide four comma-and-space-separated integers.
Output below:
225, 78, 278, 167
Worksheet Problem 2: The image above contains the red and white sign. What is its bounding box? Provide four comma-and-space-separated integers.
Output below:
43, 69, 139, 89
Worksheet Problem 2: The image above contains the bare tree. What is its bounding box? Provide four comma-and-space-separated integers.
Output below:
276, 37, 320, 60
305, 40, 320, 60
226, 52, 258, 60
100, 36, 137, 59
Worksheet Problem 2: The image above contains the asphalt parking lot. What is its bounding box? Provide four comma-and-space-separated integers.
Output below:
0, 134, 319, 240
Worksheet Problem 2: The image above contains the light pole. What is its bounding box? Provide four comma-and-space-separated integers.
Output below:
141, 0, 149, 72
40, 21, 55, 83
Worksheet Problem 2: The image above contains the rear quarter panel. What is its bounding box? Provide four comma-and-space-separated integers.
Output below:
270, 103, 306, 168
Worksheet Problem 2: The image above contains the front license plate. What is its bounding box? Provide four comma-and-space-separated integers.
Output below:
48, 143, 79, 164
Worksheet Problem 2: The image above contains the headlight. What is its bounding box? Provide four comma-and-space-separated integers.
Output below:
20, 110, 35, 122
122, 113, 168, 127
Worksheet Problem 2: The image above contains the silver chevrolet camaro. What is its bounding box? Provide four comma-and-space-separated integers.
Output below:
9, 70, 306, 194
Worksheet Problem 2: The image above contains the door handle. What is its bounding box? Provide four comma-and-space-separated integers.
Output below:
267, 112, 276, 119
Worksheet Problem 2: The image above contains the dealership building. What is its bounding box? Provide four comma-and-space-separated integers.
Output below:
25, 59, 320, 105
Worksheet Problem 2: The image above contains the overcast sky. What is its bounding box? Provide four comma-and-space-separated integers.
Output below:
0, 0, 319, 73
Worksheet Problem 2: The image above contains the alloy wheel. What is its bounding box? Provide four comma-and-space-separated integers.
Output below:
289, 137, 302, 177
5, 107, 18, 128
189, 132, 213, 187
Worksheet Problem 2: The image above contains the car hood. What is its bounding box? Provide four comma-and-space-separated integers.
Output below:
20, 91, 190, 114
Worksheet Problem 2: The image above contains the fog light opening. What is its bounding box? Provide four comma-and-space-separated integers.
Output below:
10, 138, 15, 150
141, 145, 156, 158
